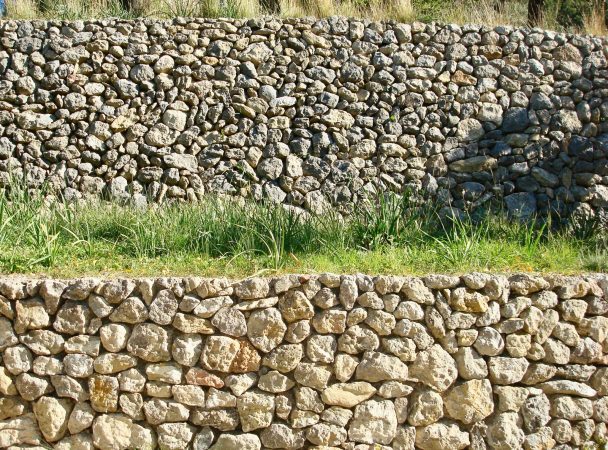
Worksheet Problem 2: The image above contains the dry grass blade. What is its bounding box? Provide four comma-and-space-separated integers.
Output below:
583, 0, 608, 36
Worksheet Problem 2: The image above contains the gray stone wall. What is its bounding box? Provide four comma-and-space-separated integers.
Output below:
0, 18, 607, 218
0, 273, 607, 448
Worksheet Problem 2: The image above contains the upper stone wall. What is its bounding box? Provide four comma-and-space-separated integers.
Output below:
0, 18, 607, 218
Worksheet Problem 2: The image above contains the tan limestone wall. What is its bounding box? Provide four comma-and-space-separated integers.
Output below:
0, 273, 607, 449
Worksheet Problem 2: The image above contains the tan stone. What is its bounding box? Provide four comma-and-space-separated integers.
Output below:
321, 382, 376, 408
33, 396, 72, 442
445, 379, 495, 424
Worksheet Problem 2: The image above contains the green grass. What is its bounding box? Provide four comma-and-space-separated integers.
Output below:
0, 179, 605, 277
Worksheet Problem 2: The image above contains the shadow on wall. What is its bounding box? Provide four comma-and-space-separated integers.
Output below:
0, 17, 606, 222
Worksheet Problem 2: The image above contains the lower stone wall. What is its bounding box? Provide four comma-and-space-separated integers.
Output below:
0, 273, 607, 449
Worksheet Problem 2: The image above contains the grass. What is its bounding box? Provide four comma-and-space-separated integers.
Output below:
0, 178, 605, 278
3, 0, 606, 36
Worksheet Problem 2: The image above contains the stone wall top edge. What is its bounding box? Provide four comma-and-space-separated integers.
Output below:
1, 16, 607, 42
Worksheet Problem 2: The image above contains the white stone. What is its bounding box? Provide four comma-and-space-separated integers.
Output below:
348, 400, 397, 445
321, 382, 377, 408
410, 344, 458, 391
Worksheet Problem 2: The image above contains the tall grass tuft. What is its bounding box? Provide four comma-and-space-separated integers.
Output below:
0, 175, 603, 276
583, 0, 608, 36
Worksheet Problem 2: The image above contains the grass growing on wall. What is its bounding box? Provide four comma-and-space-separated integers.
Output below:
0, 180, 605, 277
4, 0, 607, 36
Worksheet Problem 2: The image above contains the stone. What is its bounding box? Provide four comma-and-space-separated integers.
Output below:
247, 308, 286, 352
348, 400, 397, 445
524, 427, 556, 450
505, 193, 537, 220
521, 394, 551, 431
172, 314, 214, 334
295, 385, 323, 413
414, 423, 470, 450
401, 277, 435, 304
94, 353, 138, 374
209, 433, 261, 450
192, 296, 232, 317
236, 390, 275, 432
234, 278, 270, 299
3, 345, 33, 375
503, 107, 531, 133
260, 423, 305, 448
171, 333, 203, 366
543, 338, 570, 365
279, 290, 314, 322
190, 409, 238, 431
127, 323, 171, 362
0, 317, 18, 350
258, 370, 295, 393
321, 382, 377, 408
487, 412, 525, 450
33, 396, 72, 442
100, 324, 130, 353
149, 289, 179, 325
590, 367, 608, 395
172, 385, 206, 407
307, 422, 347, 446
408, 389, 444, 426
192, 428, 215, 449
54, 301, 92, 334
551, 109, 582, 133
474, 326, 505, 356
224, 373, 256, 397
410, 344, 458, 391
456, 118, 485, 141
450, 156, 497, 172
449, 288, 489, 312
294, 362, 332, 390
68, 402, 95, 434
54, 433, 95, 449
146, 362, 183, 384
455, 347, 489, 379
495, 386, 530, 412
334, 353, 359, 382
89, 375, 119, 413
63, 353, 94, 378
322, 110, 355, 128
550, 396, 593, 420
14, 299, 49, 333
143, 399, 189, 425
262, 344, 303, 373
355, 350, 408, 382
92, 413, 156, 450
445, 379, 494, 424
0, 367, 16, 396
306, 334, 336, 363
162, 110, 188, 132
157, 422, 196, 450
211, 307, 247, 337
0, 415, 42, 447
488, 357, 530, 384
110, 297, 148, 323
338, 324, 380, 354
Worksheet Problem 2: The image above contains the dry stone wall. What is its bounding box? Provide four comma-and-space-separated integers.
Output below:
0, 18, 608, 219
0, 273, 607, 449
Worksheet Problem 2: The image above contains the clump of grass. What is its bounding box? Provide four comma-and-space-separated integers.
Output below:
583, 0, 608, 36
0, 177, 604, 277
435, 0, 528, 28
